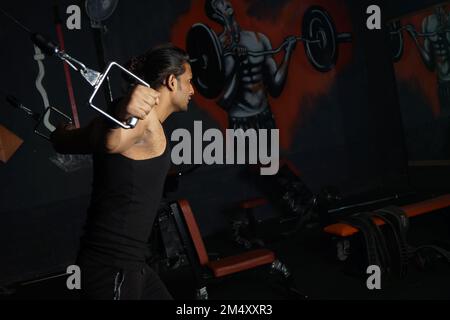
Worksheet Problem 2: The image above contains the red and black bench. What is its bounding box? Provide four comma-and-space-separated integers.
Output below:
324, 194, 450, 237
168, 199, 304, 299
323, 194, 450, 275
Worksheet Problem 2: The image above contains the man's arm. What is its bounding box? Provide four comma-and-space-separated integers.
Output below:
218, 54, 239, 110
262, 33, 296, 97
421, 37, 435, 71
50, 85, 160, 154
217, 33, 240, 110
50, 118, 106, 154
405, 20, 435, 71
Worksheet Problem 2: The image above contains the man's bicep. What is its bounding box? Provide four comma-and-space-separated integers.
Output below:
264, 56, 278, 77
259, 33, 277, 76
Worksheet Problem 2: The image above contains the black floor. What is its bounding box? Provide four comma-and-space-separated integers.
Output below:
2, 205, 450, 300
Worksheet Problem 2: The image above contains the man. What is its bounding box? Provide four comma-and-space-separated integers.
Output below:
205, 0, 297, 130
406, 5, 450, 113
51, 44, 194, 300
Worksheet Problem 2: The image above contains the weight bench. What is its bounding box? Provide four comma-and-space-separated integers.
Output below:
324, 194, 450, 237
169, 199, 304, 299
323, 194, 450, 275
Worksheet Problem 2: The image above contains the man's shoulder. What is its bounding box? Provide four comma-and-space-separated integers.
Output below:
241, 30, 271, 47
241, 30, 268, 38
422, 14, 438, 32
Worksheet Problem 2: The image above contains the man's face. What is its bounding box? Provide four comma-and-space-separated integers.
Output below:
174, 63, 194, 112
213, 0, 234, 24
216, 0, 233, 16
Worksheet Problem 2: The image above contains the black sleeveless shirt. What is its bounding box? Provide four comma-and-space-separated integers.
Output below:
79, 134, 171, 269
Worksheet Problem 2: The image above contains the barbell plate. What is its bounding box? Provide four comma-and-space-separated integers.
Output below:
302, 6, 338, 72
387, 20, 403, 62
186, 23, 225, 99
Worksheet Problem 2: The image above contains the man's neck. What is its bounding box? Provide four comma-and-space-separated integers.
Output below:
152, 92, 174, 123
223, 20, 241, 44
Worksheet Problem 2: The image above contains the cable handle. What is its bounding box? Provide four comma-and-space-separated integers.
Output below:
88, 62, 150, 129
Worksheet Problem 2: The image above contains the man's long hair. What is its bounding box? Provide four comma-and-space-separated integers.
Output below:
126, 43, 189, 89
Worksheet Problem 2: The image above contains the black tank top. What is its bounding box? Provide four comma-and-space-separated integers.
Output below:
79, 134, 171, 269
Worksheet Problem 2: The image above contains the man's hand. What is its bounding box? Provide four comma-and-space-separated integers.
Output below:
116, 85, 160, 121
284, 35, 297, 54
233, 45, 249, 62
405, 24, 418, 39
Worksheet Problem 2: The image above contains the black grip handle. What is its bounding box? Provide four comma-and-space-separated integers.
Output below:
31, 33, 60, 56
5, 94, 20, 109
5, 95, 40, 121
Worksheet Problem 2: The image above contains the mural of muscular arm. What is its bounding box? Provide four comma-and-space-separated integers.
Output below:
406, 19, 436, 71
261, 33, 297, 98
218, 43, 239, 110
422, 36, 436, 71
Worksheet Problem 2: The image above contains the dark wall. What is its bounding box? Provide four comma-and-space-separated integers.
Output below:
0, 0, 196, 285
384, 0, 445, 19
0, 0, 431, 285
348, 0, 410, 192
0, 1, 94, 214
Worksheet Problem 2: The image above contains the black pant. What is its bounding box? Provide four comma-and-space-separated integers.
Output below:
79, 259, 173, 300
229, 108, 277, 131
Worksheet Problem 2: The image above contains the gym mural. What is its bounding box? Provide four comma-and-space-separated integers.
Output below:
171, 0, 353, 150
389, 1, 450, 162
